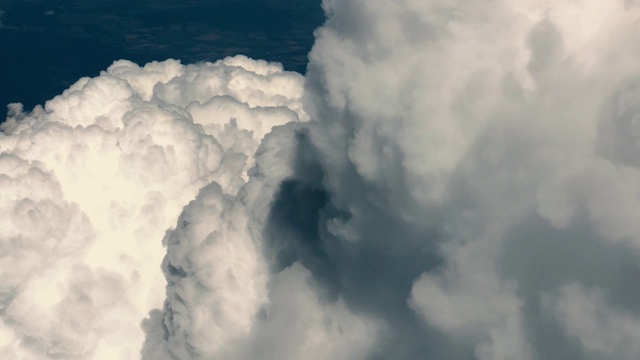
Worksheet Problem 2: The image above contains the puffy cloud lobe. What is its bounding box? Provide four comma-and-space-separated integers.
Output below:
0, 154, 93, 308
156, 182, 267, 359
0, 56, 305, 359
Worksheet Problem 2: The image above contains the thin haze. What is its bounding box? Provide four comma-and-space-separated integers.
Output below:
2, 1, 640, 360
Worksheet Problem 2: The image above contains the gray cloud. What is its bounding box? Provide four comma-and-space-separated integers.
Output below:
295, 1, 640, 359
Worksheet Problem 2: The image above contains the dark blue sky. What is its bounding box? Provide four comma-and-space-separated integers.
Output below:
0, 0, 324, 112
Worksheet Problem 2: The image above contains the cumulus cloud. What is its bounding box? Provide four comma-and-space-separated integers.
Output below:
300, 0, 640, 359
3, 0, 640, 360
0, 56, 305, 359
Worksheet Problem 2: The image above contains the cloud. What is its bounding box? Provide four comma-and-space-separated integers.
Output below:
298, 0, 640, 359
544, 283, 640, 359
3, 0, 640, 359
0, 56, 305, 359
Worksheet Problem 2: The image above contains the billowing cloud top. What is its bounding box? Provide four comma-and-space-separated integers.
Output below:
0, 56, 305, 359
3, 1, 640, 360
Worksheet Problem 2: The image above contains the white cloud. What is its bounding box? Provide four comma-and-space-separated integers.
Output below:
0, 56, 305, 359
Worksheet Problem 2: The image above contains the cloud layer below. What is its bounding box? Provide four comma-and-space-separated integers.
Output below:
2, 1, 640, 359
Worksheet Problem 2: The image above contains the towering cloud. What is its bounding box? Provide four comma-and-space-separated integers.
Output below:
2, 1, 640, 359
300, 1, 640, 359
0, 56, 305, 359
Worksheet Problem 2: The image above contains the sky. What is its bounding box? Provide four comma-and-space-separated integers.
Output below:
2, 1, 640, 360
0, 0, 323, 111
